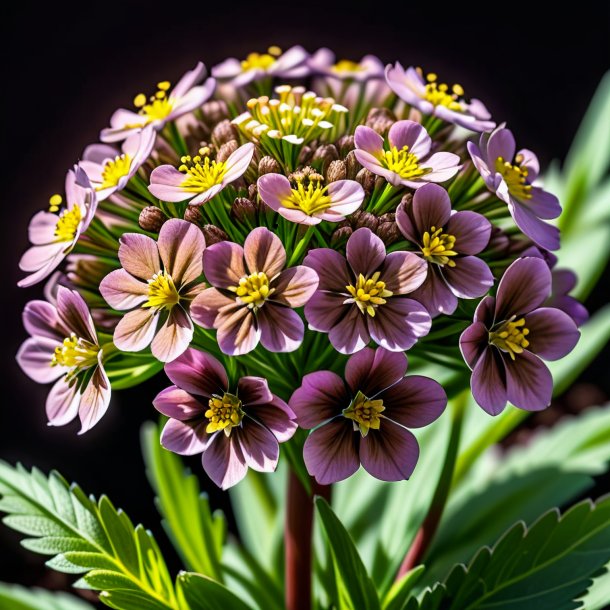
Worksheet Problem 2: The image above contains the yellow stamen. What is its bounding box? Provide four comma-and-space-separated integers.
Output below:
51, 333, 99, 370
281, 181, 332, 216
49, 194, 62, 213
332, 59, 364, 74
178, 155, 228, 193
424, 72, 464, 111
345, 271, 393, 317
98, 154, 131, 190
205, 393, 244, 435
489, 316, 530, 360
144, 271, 180, 310
421, 226, 458, 267
54, 206, 82, 242
241, 52, 277, 71
133, 93, 147, 108
267, 45, 282, 57
495, 156, 533, 200
380, 146, 428, 180
133, 81, 174, 122
229, 272, 274, 310
343, 390, 385, 436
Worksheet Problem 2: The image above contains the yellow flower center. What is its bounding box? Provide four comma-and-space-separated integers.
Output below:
178, 151, 228, 193
495, 154, 533, 200
205, 393, 244, 435
423, 72, 464, 111
54, 206, 82, 242
381, 146, 428, 180
99, 154, 132, 190
48, 194, 62, 213
133, 81, 174, 123
229, 272, 274, 310
343, 390, 385, 436
421, 226, 458, 266
281, 180, 332, 216
489, 316, 530, 360
345, 271, 393, 317
144, 271, 180, 310
51, 333, 99, 370
331, 59, 365, 74
240, 46, 281, 71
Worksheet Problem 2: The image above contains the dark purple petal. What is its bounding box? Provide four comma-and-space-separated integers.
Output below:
442, 256, 494, 299
495, 257, 552, 320
328, 307, 371, 354
474, 295, 496, 326
548, 295, 589, 327
411, 267, 458, 317
412, 183, 451, 234
289, 371, 348, 429
250, 395, 297, 442
165, 348, 228, 398
304, 291, 349, 332
216, 306, 260, 355
201, 434, 248, 490
381, 376, 446, 428
487, 127, 516, 167
272, 266, 319, 308
345, 347, 407, 397
446, 211, 491, 255
380, 251, 427, 294
459, 321, 488, 370
303, 248, 351, 291
237, 376, 273, 406
257, 305, 304, 352
553, 269, 576, 294
160, 418, 209, 455
56, 287, 97, 344
396, 200, 419, 243
202, 241, 246, 289
243, 227, 286, 278
509, 202, 560, 251
524, 307, 579, 361
359, 421, 419, 481
504, 350, 553, 411
368, 297, 431, 351
526, 187, 561, 220
236, 420, 279, 473
346, 228, 386, 277
303, 419, 359, 485
471, 347, 507, 415
153, 385, 205, 420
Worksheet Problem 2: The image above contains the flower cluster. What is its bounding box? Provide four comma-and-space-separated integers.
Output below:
17, 48, 583, 488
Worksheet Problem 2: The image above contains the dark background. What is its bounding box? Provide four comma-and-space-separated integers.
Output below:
1, 0, 609, 594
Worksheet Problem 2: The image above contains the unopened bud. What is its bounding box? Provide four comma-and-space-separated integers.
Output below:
365, 107, 396, 135
139, 206, 167, 232
201, 100, 230, 125
352, 210, 379, 232
356, 168, 375, 194
345, 150, 362, 179
212, 120, 239, 147
232, 197, 257, 222
258, 156, 281, 176
248, 184, 258, 201
312, 144, 339, 174
298, 145, 314, 165
399, 193, 413, 209
335, 134, 355, 157
325, 160, 347, 183
331, 225, 353, 248
376, 220, 401, 245
202, 224, 229, 245
216, 140, 239, 163
183, 205, 202, 225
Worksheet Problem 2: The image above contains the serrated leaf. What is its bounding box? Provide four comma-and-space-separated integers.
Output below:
575, 562, 610, 610
176, 572, 254, 610
0, 581, 95, 610
21, 536, 97, 555
382, 566, 426, 610
315, 497, 381, 610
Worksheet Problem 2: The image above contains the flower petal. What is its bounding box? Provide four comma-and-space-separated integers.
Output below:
118, 233, 161, 280
303, 248, 351, 291
151, 306, 193, 362
154, 385, 205, 420
222, 143, 255, 184
346, 228, 386, 277
258, 305, 304, 352
236, 420, 279, 473
411, 183, 452, 233
158, 219, 205, 285
321, 180, 365, 219
368, 297, 431, 351
244, 227, 286, 278
237, 376, 273, 406
202, 434, 248, 490
203, 241, 246, 289
388, 120, 431, 158
345, 347, 407, 397
216, 306, 260, 355
380, 251, 427, 294
165, 348, 228, 398
161, 418, 209, 455
411, 267, 458, 317
524, 187, 561, 220
257, 173, 293, 213
290, 371, 347, 428
446, 210, 491, 255
471, 347, 507, 415
272, 266, 319, 307
113, 308, 158, 352
100, 269, 149, 310
443, 255, 494, 299
422, 152, 461, 183
504, 350, 553, 411
17, 337, 65, 383
56, 287, 97, 344
190, 287, 236, 328
304, 291, 350, 332
524, 307, 579, 361
328, 306, 371, 354
78, 362, 111, 433
251, 395, 297, 442
354, 125, 384, 156
459, 321, 489, 370
22, 300, 62, 341
148, 165, 192, 202
509, 201, 561, 251
487, 127, 516, 168
46, 377, 80, 427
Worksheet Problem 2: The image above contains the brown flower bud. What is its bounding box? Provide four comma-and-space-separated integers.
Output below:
345, 150, 362, 180
312, 144, 339, 174
325, 159, 347, 183
376, 221, 401, 245
183, 205, 202, 225
365, 107, 396, 135
356, 168, 375, 194
258, 155, 281, 176
216, 139, 239, 163
139, 206, 167, 232
335, 134, 355, 157
201, 100, 230, 125
399, 192, 413, 209
298, 145, 314, 165
231, 197, 257, 222
331, 225, 353, 248
352, 210, 379, 232
248, 184, 258, 201
212, 120, 239, 147
202, 224, 229, 245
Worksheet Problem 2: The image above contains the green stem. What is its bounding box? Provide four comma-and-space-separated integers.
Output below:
395, 390, 468, 579
287, 226, 315, 267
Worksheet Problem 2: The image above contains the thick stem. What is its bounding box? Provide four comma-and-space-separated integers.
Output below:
396, 391, 467, 580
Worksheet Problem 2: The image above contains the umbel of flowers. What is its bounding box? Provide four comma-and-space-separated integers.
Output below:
17, 48, 582, 490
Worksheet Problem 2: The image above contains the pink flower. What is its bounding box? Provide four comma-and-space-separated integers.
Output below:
100, 62, 216, 143
16, 287, 111, 433
18, 167, 97, 288
99, 219, 206, 362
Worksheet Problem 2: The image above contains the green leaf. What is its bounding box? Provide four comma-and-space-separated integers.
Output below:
0, 461, 179, 610
0, 581, 95, 610
575, 562, 610, 610
408, 495, 610, 610
141, 422, 225, 580
382, 566, 426, 610
315, 497, 380, 610
176, 572, 254, 610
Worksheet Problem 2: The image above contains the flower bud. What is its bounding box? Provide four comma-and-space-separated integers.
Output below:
312, 144, 339, 174
356, 168, 375, 194
183, 205, 202, 225
325, 159, 347, 183
298, 145, 314, 165
232, 197, 257, 222
335, 134, 355, 157
365, 107, 396, 135
139, 206, 167, 232
212, 119, 239, 147
376, 220, 401, 245
399, 193, 413, 209
352, 210, 379, 232
331, 225, 353, 248
345, 150, 362, 180
258, 156, 281, 176
201, 100, 230, 125
202, 224, 229, 245
216, 139, 239, 163
248, 184, 258, 201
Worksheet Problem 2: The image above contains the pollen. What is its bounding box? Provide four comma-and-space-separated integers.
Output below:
205, 393, 244, 435
54, 205, 82, 242
421, 226, 458, 266
345, 271, 393, 317
229, 272, 275, 310
133, 81, 174, 122
178, 154, 228, 193
423, 72, 464, 111
99, 154, 132, 190
48, 194, 63, 213
51, 333, 99, 370
381, 146, 428, 180
489, 316, 530, 360
495, 156, 533, 200
343, 390, 385, 436
332, 59, 365, 74
144, 271, 180, 310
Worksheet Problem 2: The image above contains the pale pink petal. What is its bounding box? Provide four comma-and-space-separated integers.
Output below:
388, 120, 431, 158
118, 233, 160, 280
151, 306, 194, 362
222, 143, 255, 184
113, 308, 158, 352
100, 269, 149, 310
148, 165, 192, 202
354, 125, 384, 156
46, 377, 80, 427
244, 227, 286, 278
78, 360, 111, 434
171, 62, 207, 98
272, 266, 319, 307
320, 180, 365, 220
27, 211, 60, 245
158, 219, 205, 286
257, 173, 293, 213
22, 300, 62, 340
422, 152, 461, 183
191, 287, 237, 328
17, 338, 65, 383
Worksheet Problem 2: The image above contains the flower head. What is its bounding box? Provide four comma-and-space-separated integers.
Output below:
19, 167, 97, 288
101, 63, 216, 142
154, 348, 297, 489
80, 125, 155, 201
460, 257, 580, 415
148, 142, 254, 205
385, 63, 495, 133
99, 219, 206, 362
354, 120, 461, 188
17, 287, 110, 433
304, 228, 430, 354
191, 227, 319, 355
468, 126, 561, 250
257, 171, 364, 225
396, 183, 493, 316
290, 347, 446, 484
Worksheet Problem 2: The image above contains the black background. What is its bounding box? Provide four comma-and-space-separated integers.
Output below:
1, 0, 609, 594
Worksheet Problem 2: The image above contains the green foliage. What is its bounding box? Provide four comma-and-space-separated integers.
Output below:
141, 422, 225, 580
176, 572, 254, 610
575, 565, 610, 610
405, 496, 610, 610
381, 567, 425, 610
0, 462, 178, 610
0, 582, 95, 610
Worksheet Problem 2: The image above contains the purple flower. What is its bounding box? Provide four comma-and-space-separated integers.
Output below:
99, 219, 206, 362
257, 173, 364, 225
191, 227, 319, 355
148, 143, 254, 205
354, 121, 461, 189
101, 62, 216, 143
468, 126, 561, 250
79, 125, 155, 201
290, 347, 446, 484
396, 183, 494, 316
18, 167, 97, 288
460, 257, 580, 415
212, 46, 309, 87
385, 63, 495, 133
304, 228, 430, 354
154, 348, 297, 489
16, 287, 110, 433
